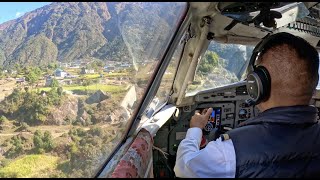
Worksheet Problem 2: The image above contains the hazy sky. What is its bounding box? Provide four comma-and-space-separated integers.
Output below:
0, 2, 52, 24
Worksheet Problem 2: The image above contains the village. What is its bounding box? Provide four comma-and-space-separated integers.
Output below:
0, 58, 158, 177
0, 59, 146, 102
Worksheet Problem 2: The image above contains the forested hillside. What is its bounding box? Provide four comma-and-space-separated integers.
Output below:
0, 2, 183, 67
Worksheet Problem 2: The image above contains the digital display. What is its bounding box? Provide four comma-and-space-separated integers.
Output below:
210, 110, 215, 122
209, 108, 221, 123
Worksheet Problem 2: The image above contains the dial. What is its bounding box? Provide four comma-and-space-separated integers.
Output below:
239, 109, 248, 119
204, 122, 214, 132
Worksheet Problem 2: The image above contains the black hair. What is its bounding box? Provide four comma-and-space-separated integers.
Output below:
260, 32, 319, 90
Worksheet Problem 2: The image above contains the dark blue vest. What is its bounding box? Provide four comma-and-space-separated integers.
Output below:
226, 105, 320, 178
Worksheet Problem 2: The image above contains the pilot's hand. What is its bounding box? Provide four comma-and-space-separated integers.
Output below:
190, 108, 213, 129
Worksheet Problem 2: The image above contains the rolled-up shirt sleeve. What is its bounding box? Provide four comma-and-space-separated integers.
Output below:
174, 127, 236, 178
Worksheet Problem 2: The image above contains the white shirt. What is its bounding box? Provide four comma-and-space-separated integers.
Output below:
174, 127, 236, 178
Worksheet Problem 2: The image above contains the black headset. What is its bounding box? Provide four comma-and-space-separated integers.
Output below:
246, 34, 273, 105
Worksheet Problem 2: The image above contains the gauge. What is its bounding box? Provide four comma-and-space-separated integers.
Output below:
239, 109, 248, 119
204, 122, 214, 132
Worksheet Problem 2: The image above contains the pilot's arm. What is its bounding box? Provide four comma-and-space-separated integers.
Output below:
174, 108, 236, 178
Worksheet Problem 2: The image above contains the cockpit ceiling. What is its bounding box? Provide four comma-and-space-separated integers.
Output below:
189, 2, 320, 49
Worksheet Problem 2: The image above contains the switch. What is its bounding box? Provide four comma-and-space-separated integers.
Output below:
173, 144, 178, 152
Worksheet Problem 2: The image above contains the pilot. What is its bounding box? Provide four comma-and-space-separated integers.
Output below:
174, 32, 320, 178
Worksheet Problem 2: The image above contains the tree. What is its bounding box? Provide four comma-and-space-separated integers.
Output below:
197, 50, 220, 76
0, 88, 23, 115
26, 71, 38, 86
51, 78, 59, 87
47, 87, 62, 106
25, 67, 42, 88
45, 63, 56, 76
33, 67, 42, 77
48, 63, 58, 70
43, 131, 55, 151
6, 136, 24, 158
33, 130, 44, 153
20, 122, 30, 132
33, 130, 55, 153
57, 87, 63, 96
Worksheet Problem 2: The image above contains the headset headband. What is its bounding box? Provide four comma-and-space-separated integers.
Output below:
247, 33, 272, 73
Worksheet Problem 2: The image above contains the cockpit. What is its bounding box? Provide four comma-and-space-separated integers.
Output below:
149, 2, 320, 178
1, 1, 320, 178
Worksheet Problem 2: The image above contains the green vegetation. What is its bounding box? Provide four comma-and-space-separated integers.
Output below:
33, 130, 55, 154
50, 79, 59, 87
9, 34, 58, 67
0, 88, 64, 125
37, 84, 127, 94
104, 72, 128, 77
0, 116, 8, 125
6, 136, 24, 159
60, 127, 118, 177
19, 122, 30, 132
0, 155, 59, 178
25, 67, 42, 87
85, 60, 105, 72
14, 64, 23, 75
197, 51, 220, 76
79, 72, 129, 79
81, 74, 101, 79
47, 63, 58, 70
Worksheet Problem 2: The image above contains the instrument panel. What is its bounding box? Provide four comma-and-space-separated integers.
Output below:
153, 87, 320, 178
168, 83, 260, 155
165, 82, 319, 156
192, 83, 260, 128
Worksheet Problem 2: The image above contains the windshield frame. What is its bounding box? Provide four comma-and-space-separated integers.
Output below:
150, 32, 188, 117
95, 2, 190, 177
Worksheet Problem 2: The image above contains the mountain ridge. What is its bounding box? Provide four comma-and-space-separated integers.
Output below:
0, 2, 182, 67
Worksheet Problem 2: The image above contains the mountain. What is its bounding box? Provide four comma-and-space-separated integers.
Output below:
0, 2, 183, 67
208, 42, 254, 79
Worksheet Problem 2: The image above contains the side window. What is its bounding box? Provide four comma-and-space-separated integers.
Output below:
0, 2, 187, 178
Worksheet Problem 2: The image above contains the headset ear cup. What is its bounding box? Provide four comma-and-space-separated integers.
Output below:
246, 72, 263, 103
246, 66, 271, 104
255, 66, 271, 102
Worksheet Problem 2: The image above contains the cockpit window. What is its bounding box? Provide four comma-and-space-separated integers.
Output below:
186, 41, 254, 94
0, 2, 187, 178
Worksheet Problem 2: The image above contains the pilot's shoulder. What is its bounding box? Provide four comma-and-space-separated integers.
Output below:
225, 122, 263, 139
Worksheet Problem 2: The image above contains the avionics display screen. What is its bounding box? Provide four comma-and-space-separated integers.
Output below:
209, 108, 221, 122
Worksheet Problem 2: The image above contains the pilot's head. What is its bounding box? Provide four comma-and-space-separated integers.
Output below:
255, 32, 319, 111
